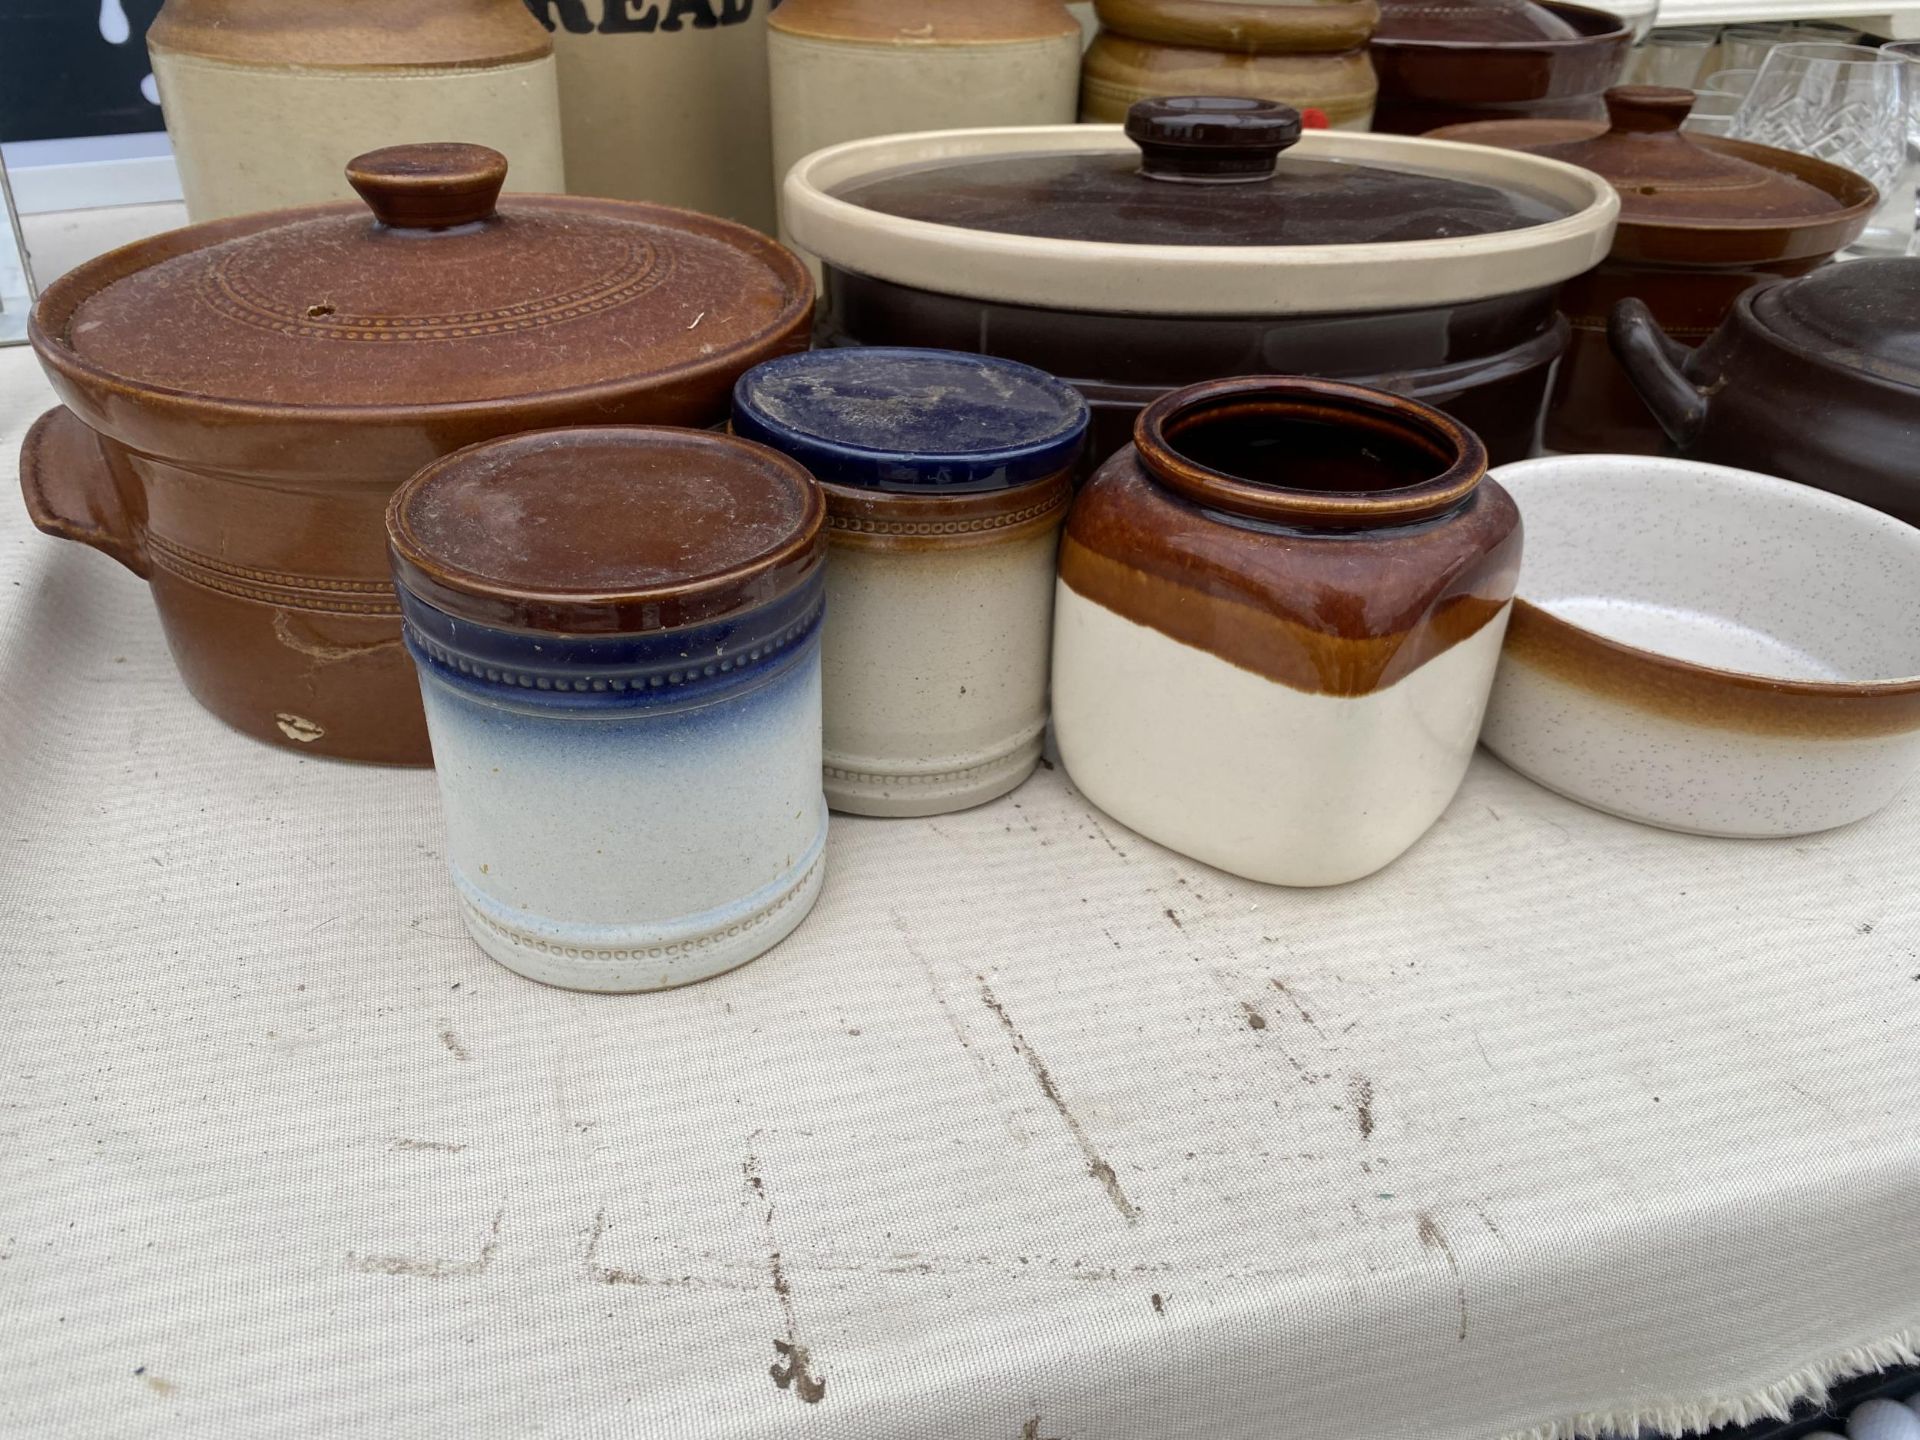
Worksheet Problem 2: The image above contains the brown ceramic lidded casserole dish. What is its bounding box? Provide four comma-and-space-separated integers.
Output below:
1369, 0, 1631, 134
1431, 86, 1875, 453
785, 96, 1618, 465
20, 142, 813, 765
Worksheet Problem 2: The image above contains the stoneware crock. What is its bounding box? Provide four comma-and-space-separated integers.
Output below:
527, 0, 778, 233
1609, 258, 1920, 528
1080, 0, 1379, 129
770, 0, 1083, 250
387, 426, 829, 993
148, 0, 566, 221
784, 96, 1619, 467
1369, 0, 1632, 135
1481, 455, 1920, 837
19, 143, 813, 766
1052, 376, 1521, 886
733, 347, 1088, 816
1430, 86, 1876, 454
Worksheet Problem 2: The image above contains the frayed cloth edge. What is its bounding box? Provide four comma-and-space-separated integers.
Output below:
1497, 1327, 1920, 1440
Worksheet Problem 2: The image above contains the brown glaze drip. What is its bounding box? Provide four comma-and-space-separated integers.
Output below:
1059, 377, 1520, 696
147, 0, 554, 68
1505, 599, 1920, 739
823, 469, 1072, 553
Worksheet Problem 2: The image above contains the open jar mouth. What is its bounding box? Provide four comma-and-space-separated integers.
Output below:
1134, 376, 1488, 530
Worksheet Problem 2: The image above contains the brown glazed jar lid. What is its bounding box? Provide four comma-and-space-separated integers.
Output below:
831, 95, 1570, 247
1091, 0, 1379, 55
146, 0, 553, 67
1428, 88, 1876, 262
33, 143, 812, 417
387, 427, 827, 635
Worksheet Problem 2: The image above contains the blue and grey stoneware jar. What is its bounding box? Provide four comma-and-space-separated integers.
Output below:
386, 427, 829, 993
733, 348, 1088, 817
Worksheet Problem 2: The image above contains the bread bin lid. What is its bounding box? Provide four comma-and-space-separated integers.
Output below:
1428, 89, 1874, 264
1748, 259, 1920, 389
731, 348, 1090, 492
31, 144, 813, 419
146, 0, 553, 66
770, 0, 1082, 45
784, 97, 1619, 316
387, 427, 826, 635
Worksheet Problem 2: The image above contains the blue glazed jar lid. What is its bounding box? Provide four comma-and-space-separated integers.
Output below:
731, 348, 1090, 494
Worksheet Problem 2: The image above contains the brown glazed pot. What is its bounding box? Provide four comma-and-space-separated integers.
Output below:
1609, 258, 1920, 528
1370, 0, 1631, 135
784, 96, 1619, 467
1430, 86, 1876, 453
21, 143, 813, 765
1050, 376, 1520, 886
1080, 0, 1380, 129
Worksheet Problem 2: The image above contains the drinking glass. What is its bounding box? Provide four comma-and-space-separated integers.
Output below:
1683, 92, 1743, 136
1627, 26, 1720, 88
1879, 40, 1920, 251
0, 152, 34, 347
1698, 68, 1758, 96
1732, 42, 1912, 256
1719, 22, 1790, 72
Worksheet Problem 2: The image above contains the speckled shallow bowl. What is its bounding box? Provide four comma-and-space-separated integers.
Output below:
1481, 456, 1920, 837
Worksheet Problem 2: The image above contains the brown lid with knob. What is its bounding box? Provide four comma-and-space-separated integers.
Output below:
1428, 87, 1877, 262
834, 95, 1570, 245
388, 427, 827, 635
34, 143, 813, 414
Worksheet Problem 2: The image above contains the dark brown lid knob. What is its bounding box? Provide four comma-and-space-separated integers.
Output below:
1601, 85, 1697, 134
346, 143, 508, 230
1126, 97, 1303, 184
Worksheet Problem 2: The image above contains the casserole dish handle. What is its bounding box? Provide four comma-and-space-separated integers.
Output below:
19, 406, 150, 579
1608, 299, 1708, 450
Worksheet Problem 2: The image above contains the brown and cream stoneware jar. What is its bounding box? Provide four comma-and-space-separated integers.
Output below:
21, 143, 812, 765
1052, 377, 1520, 886
733, 348, 1089, 817
148, 0, 566, 222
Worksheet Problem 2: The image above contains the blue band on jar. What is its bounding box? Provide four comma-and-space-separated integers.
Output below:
731, 347, 1089, 494
399, 568, 825, 713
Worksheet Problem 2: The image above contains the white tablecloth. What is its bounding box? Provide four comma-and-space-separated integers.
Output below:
2, 346, 1916, 1440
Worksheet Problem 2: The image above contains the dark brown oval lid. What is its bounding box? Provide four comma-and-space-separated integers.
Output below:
1749, 259, 1920, 389
387, 427, 827, 635
43, 144, 812, 413
1373, 0, 1579, 43
1435, 88, 1846, 225
832, 96, 1571, 246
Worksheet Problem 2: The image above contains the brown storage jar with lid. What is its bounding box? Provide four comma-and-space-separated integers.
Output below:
1369, 0, 1631, 134
19, 143, 813, 765
148, 0, 566, 222
784, 96, 1618, 466
1080, 0, 1379, 131
1430, 86, 1876, 453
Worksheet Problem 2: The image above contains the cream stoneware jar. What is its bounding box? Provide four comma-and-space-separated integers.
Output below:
733, 349, 1088, 817
387, 427, 828, 993
148, 0, 566, 222
1052, 376, 1520, 886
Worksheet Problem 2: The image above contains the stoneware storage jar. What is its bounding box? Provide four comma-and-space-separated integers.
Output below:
1481, 455, 1920, 837
1080, 0, 1379, 130
769, 0, 1083, 247
147, 0, 566, 222
20, 144, 812, 765
1429, 86, 1875, 454
525, 0, 777, 232
1610, 259, 1920, 528
783, 96, 1618, 469
1052, 377, 1521, 887
1369, 0, 1631, 134
387, 427, 829, 992
732, 348, 1089, 816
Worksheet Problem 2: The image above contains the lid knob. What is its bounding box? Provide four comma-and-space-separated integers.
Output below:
346, 143, 508, 230
1126, 97, 1303, 184
1601, 85, 1696, 135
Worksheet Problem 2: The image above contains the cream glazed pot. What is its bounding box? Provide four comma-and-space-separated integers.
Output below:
148, 0, 566, 222
1053, 377, 1521, 886
733, 348, 1089, 817
768, 0, 1083, 248
388, 428, 828, 993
